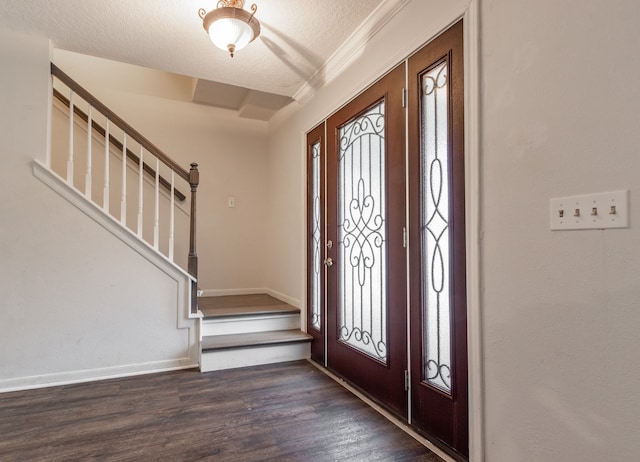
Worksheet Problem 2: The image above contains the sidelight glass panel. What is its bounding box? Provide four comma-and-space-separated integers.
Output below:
421, 60, 452, 394
311, 141, 322, 331
337, 101, 387, 363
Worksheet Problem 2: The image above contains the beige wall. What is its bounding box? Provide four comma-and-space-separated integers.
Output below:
480, 0, 640, 460
0, 30, 197, 390
53, 51, 271, 292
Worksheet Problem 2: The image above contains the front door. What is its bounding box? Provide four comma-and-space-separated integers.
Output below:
326, 63, 407, 418
306, 20, 468, 459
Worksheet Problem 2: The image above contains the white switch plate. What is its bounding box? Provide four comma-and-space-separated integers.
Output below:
550, 190, 629, 230
227, 196, 236, 208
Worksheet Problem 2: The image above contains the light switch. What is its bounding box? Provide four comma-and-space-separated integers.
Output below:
550, 190, 629, 230
227, 196, 236, 208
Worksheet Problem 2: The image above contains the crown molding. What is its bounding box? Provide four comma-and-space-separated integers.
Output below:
293, 0, 411, 104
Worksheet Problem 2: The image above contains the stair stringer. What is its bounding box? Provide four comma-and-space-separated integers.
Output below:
4, 160, 204, 392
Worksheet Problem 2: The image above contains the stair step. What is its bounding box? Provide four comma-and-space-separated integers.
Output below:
198, 295, 311, 372
201, 312, 300, 337
202, 329, 312, 352
200, 329, 312, 372
201, 304, 299, 319
199, 294, 299, 319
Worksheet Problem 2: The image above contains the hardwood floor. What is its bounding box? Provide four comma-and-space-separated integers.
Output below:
0, 361, 443, 461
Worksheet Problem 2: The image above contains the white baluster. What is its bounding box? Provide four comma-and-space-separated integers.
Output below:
46, 75, 53, 169
103, 120, 110, 212
153, 157, 160, 250
169, 170, 175, 261
85, 105, 92, 200
67, 91, 74, 184
120, 134, 127, 226
137, 147, 144, 237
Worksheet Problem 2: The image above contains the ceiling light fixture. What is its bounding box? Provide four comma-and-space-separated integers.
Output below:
199, 1, 261, 58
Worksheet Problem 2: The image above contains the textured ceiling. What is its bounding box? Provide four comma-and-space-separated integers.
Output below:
0, 0, 385, 101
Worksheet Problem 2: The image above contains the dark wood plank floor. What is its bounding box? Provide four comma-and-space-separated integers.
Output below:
0, 361, 443, 461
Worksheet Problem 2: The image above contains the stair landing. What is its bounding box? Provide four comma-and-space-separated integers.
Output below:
199, 294, 298, 318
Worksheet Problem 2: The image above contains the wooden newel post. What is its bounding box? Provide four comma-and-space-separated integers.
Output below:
188, 163, 199, 314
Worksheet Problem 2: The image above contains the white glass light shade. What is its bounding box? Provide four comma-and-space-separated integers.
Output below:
208, 17, 253, 52
202, 6, 260, 57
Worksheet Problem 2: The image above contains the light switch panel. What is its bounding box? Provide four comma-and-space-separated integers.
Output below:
550, 190, 629, 230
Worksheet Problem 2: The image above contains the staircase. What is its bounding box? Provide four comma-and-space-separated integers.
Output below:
48, 64, 310, 375
199, 294, 312, 372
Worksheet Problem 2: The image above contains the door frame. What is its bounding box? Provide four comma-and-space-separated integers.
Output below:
301, 4, 482, 461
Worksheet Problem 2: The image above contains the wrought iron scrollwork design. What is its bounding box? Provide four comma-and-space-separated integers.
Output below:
339, 111, 385, 153
337, 102, 387, 362
342, 178, 384, 287
339, 325, 387, 359
426, 360, 451, 389
422, 61, 452, 393
311, 142, 321, 331
423, 63, 447, 97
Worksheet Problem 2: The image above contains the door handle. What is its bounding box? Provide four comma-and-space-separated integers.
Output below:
324, 257, 333, 267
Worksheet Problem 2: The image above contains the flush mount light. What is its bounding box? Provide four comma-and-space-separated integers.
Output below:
199, 1, 261, 58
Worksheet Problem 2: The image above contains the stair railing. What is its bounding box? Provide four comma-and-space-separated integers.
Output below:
49, 63, 199, 314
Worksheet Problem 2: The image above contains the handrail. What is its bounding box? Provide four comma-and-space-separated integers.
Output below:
52, 88, 187, 202
51, 63, 199, 314
51, 63, 190, 182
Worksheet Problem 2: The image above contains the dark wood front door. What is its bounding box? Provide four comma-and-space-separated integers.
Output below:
408, 20, 468, 458
325, 63, 407, 418
306, 21, 468, 459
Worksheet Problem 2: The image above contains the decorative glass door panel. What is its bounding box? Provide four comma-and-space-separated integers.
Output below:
421, 60, 452, 394
310, 140, 322, 332
307, 124, 325, 364
337, 101, 387, 363
326, 63, 407, 418
408, 20, 468, 457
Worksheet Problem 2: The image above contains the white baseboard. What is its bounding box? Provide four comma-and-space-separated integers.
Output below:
199, 288, 301, 309
266, 289, 301, 309
200, 288, 267, 297
0, 358, 198, 394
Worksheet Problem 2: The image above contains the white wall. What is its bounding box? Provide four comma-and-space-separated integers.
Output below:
267, 0, 640, 460
0, 30, 197, 391
480, 1, 640, 460
52, 51, 271, 293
